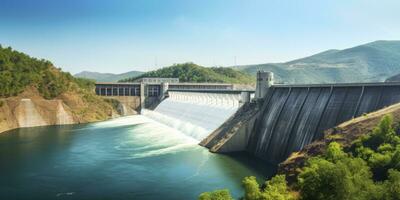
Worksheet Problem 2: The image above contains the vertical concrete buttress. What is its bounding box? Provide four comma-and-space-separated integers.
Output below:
160, 82, 169, 100
140, 83, 145, 113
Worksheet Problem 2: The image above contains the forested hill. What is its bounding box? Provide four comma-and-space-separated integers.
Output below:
0, 45, 95, 99
235, 40, 400, 84
119, 63, 255, 84
0, 45, 118, 133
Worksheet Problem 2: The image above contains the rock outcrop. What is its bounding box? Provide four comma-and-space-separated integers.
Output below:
0, 88, 119, 134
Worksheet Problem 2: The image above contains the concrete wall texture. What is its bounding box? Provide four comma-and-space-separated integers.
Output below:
248, 83, 400, 164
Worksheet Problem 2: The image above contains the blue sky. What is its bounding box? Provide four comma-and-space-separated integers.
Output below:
1, 0, 399, 74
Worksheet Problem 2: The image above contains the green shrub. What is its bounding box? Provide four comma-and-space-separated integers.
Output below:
325, 142, 347, 162
242, 176, 261, 200
298, 156, 378, 200
243, 175, 294, 200
384, 169, 400, 199
198, 175, 293, 200
352, 114, 400, 180
199, 189, 233, 200
260, 175, 294, 200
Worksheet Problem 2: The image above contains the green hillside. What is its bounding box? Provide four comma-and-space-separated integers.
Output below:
119, 63, 255, 84
74, 70, 144, 82
236, 40, 400, 84
0, 45, 94, 99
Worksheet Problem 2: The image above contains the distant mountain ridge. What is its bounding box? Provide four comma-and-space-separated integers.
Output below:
74, 70, 144, 82
76, 40, 400, 84
235, 40, 400, 84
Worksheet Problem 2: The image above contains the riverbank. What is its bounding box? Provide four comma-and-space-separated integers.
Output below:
0, 87, 120, 134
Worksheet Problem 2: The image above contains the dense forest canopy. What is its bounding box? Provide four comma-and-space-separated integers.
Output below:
119, 63, 255, 84
0, 45, 94, 99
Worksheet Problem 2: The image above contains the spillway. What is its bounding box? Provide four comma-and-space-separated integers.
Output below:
248, 84, 400, 164
142, 91, 241, 141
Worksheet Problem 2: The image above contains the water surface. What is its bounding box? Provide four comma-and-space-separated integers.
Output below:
0, 116, 275, 200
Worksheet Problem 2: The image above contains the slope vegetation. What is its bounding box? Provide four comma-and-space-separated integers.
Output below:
0, 45, 117, 133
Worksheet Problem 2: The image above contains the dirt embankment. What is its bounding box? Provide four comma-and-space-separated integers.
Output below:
278, 102, 400, 183
0, 87, 118, 134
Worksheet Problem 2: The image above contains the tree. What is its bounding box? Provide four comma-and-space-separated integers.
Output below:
260, 175, 294, 200
242, 175, 294, 200
384, 169, 400, 200
242, 176, 261, 200
353, 115, 400, 180
199, 189, 233, 200
325, 142, 346, 162
0, 45, 96, 99
298, 142, 379, 200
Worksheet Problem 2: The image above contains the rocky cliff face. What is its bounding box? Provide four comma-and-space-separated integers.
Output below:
15, 99, 48, 128
0, 88, 118, 133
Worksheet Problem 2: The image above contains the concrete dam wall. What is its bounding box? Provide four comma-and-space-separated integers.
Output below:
250, 83, 400, 163
202, 79, 400, 164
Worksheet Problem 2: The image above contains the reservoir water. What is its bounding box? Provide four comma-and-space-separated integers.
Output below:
0, 116, 274, 200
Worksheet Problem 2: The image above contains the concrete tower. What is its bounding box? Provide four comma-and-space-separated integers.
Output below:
255, 71, 274, 99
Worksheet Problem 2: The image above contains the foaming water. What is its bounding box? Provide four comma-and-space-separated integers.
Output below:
90, 115, 151, 128
143, 91, 240, 141
112, 119, 200, 159
141, 109, 209, 141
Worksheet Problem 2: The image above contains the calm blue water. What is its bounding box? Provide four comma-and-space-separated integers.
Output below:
0, 116, 274, 200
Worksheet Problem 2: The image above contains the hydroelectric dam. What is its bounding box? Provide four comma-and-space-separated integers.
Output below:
95, 74, 400, 165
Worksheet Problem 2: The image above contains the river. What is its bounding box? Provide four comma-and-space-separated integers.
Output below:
0, 116, 275, 200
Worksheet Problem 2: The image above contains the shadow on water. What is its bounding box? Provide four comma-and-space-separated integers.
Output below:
225, 152, 277, 177
212, 151, 277, 183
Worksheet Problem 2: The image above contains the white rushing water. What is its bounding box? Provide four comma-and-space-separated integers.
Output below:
87, 115, 200, 159
142, 91, 241, 141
